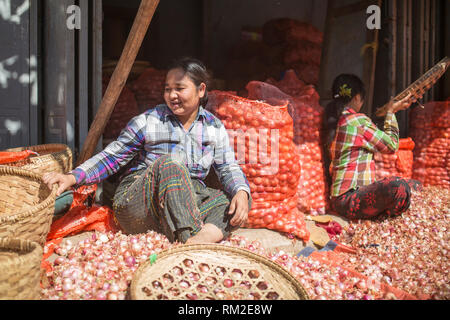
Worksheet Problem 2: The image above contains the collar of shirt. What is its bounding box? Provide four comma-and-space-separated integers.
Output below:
343, 106, 357, 115
160, 104, 207, 123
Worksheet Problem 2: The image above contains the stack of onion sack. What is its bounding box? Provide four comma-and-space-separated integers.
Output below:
208, 91, 309, 242
102, 77, 140, 140
410, 101, 450, 188
374, 138, 415, 180
262, 18, 323, 85
130, 67, 166, 113
266, 71, 329, 215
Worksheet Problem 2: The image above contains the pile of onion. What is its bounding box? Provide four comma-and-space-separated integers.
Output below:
336, 187, 450, 299
42, 231, 416, 300
41, 231, 172, 300
224, 236, 392, 300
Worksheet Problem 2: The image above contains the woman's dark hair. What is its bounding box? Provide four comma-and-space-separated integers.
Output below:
169, 57, 211, 107
331, 74, 366, 116
323, 74, 366, 177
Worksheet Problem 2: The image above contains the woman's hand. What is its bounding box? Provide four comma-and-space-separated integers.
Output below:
228, 190, 249, 227
43, 173, 77, 197
386, 92, 423, 114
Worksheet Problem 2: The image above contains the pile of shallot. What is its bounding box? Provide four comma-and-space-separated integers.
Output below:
41, 231, 172, 300
41, 187, 448, 300
336, 187, 450, 299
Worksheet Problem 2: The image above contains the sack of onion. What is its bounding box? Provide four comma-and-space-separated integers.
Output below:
102, 77, 140, 140
129, 67, 166, 113
250, 75, 330, 215
207, 91, 309, 241
410, 101, 450, 188
374, 138, 415, 180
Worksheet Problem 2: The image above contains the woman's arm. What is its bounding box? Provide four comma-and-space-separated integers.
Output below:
360, 96, 413, 154
212, 124, 252, 226
359, 111, 400, 154
44, 114, 146, 195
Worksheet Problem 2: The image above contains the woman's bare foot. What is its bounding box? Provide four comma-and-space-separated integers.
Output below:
185, 224, 224, 244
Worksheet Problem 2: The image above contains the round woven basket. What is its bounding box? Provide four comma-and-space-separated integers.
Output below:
0, 237, 43, 300
1, 144, 73, 174
130, 244, 309, 300
0, 167, 57, 246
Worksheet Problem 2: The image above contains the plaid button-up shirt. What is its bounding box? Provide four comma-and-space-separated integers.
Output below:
71, 104, 251, 198
329, 106, 399, 197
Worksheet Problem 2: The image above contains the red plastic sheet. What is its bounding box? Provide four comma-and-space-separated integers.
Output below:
47, 205, 120, 241
42, 184, 120, 272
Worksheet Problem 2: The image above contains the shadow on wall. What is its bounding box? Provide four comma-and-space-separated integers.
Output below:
0, 0, 37, 149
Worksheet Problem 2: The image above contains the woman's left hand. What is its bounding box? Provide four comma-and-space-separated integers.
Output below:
228, 190, 249, 227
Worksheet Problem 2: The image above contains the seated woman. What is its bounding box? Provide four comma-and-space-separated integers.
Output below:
328, 74, 422, 220
43, 57, 252, 244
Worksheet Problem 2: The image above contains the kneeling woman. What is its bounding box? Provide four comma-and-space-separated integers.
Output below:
328, 74, 422, 220
43, 58, 251, 244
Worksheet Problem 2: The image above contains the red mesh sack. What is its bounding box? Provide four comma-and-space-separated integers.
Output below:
211, 91, 309, 241
374, 138, 415, 180
410, 101, 450, 188
266, 70, 306, 97
130, 67, 166, 113
283, 40, 322, 67
262, 18, 323, 46
102, 76, 140, 140
261, 74, 330, 215
291, 63, 320, 86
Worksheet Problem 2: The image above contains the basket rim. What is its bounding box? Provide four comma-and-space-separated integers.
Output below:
0, 166, 57, 223
130, 243, 310, 300
3, 143, 71, 153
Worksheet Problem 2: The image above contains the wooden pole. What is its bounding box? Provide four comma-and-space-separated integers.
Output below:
367, 0, 382, 117
77, 0, 160, 165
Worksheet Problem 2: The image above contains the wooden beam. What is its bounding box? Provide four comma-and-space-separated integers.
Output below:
366, 0, 383, 117
77, 0, 160, 165
390, 0, 397, 99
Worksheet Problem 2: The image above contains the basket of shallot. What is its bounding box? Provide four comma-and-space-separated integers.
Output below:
130, 244, 310, 300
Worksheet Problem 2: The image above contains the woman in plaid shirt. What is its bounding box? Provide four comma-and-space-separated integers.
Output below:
328, 74, 422, 220
43, 58, 251, 244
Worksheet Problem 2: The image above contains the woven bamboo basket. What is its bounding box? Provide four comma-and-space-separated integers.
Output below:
0, 237, 43, 300
0, 167, 57, 246
130, 244, 309, 300
1, 144, 73, 174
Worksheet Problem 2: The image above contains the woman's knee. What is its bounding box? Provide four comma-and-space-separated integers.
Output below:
388, 178, 411, 200
155, 155, 187, 174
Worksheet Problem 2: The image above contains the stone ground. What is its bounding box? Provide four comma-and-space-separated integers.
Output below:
47, 214, 349, 262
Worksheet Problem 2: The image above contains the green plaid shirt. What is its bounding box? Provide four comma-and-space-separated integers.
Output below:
329, 106, 399, 197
